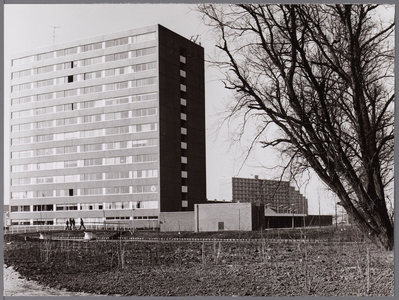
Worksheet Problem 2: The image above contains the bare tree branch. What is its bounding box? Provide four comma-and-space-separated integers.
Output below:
198, 3, 394, 250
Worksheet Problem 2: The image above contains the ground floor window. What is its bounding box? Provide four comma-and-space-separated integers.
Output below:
133, 216, 158, 220
56, 217, 103, 225
11, 205, 30, 212
11, 219, 30, 225
33, 220, 53, 225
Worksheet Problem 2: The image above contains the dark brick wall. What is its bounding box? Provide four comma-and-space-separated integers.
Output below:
158, 25, 206, 212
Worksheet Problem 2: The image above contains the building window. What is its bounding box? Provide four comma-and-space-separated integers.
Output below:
115, 52, 129, 60
180, 62, 186, 71
105, 69, 115, 77
218, 222, 224, 231
181, 105, 187, 114
105, 54, 114, 62
11, 205, 30, 212
115, 37, 129, 46
84, 42, 102, 52
180, 76, 186, 85
33, 204, 53, 211
56, 204, 78, 211
65, 47, 78, 55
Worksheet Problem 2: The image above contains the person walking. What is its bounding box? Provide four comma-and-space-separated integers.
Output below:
71, 218, 76, 230
79, 218, 86, 230
65, 219, 70, 230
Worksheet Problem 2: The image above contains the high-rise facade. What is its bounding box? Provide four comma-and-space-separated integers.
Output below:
219, 177, 308, 215
9, 25, 206, 227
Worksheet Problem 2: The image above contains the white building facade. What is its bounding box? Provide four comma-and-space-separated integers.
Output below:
9, 25, 206, 227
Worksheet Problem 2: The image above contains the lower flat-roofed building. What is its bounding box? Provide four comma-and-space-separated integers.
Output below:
193, 202, 264, 232
160, 202, 264, 232
8, 25, 206, 228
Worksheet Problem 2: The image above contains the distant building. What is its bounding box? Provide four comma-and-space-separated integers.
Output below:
219, 176, 308, 214
219, 176, 309, 228
9, 25, 206, 227
160, 176, 332, 232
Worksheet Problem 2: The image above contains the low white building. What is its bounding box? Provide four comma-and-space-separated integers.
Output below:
194, 202, 256, 232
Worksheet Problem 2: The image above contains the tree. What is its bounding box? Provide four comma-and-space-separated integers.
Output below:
198, 4, 394, 250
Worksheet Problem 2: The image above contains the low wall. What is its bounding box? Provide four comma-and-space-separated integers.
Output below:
194, 203, 253, 232
159, 212, 194, 232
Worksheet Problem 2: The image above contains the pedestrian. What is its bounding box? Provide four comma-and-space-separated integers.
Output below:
71, 218, 76, 230
65, 219, 69, 230
79, 218, 86, 230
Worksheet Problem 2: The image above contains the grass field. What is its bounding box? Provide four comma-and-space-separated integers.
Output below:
3, 226, 394, 296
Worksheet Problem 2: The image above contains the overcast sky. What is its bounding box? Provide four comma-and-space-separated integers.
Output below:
3, 3, 377, 214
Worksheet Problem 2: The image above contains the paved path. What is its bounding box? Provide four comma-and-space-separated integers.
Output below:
3, 265, 98, 297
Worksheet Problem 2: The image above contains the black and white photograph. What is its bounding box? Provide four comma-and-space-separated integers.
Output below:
2, 1, 395, 297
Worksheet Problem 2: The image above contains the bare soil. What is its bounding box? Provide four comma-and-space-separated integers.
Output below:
3, 229, 394, 297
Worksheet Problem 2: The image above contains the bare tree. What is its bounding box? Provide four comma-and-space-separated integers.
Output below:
198, 4, 394, 250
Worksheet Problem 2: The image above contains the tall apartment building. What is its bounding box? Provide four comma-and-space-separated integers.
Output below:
219, 177, 308, 215
9, 25, 206, 227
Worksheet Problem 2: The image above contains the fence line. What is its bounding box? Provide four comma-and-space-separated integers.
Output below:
6, 223, 142, 234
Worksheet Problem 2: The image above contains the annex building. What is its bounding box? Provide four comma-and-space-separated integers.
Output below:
9, 25, 206, 228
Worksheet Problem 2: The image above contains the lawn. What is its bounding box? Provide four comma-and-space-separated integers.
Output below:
3, 227, 394, 296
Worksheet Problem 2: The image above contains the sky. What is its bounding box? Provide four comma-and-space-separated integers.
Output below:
3, 2, 380, 215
